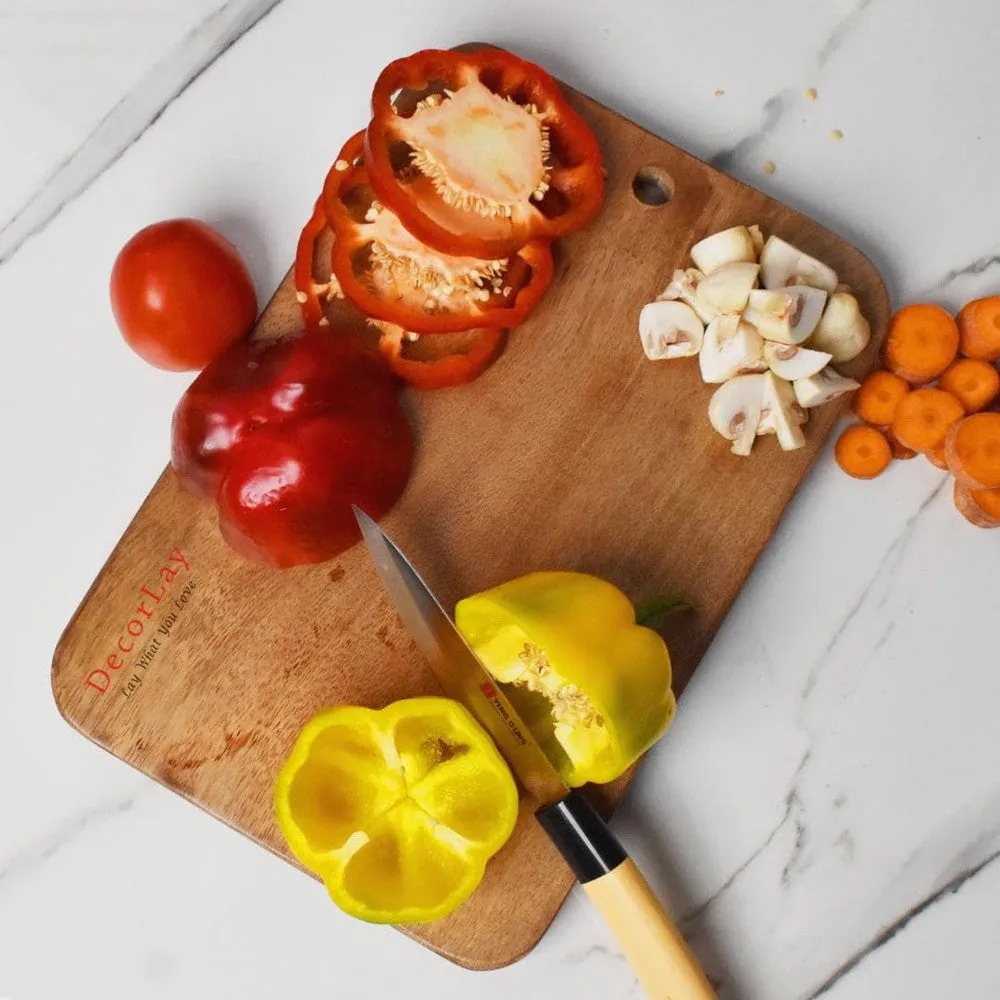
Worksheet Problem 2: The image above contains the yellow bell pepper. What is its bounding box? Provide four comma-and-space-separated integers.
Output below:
456, 572, 676, 787
274, 697, 518, 924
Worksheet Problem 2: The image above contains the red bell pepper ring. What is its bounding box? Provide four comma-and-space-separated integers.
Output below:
364, 47, 604, 259
294, 198, 346, 328
293, 202, 507, 392
171, 329, 413, 567
293, 199, 327, 327
376, 323, 507, 391
322, 132, 552, 335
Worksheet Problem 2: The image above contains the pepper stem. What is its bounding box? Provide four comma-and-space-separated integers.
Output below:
633, 595, 691, 630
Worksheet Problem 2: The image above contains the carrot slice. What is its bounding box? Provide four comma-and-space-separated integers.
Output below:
938, 357, 1000, 413
971, 485, 1000, 519
835, 425, 892, 479
889, 433, 917, 460
957, 297, 1000, 362
853, 370, 910, 426
883, 303, 959, 384
925, 444, 949, 469
954, 481, 1000, 529
891, 387, 965, 452
945, 412, 1000, 488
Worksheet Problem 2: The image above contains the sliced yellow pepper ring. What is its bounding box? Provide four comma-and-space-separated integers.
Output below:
456, 572, 676, 788
274, 697, 518, 924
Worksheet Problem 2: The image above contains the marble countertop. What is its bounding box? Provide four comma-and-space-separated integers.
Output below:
3, 0, 999, 997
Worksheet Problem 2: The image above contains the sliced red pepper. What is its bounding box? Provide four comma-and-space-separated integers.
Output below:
293, 198, 326, 327
322, 132, 552, 335
294, 196, 344, 328
294, 198, 344, 328
364, 47, 604, 259
375, 322, 506, 390
295, 191, 506, 391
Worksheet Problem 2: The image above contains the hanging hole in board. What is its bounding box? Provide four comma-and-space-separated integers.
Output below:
631, 167, 673, 206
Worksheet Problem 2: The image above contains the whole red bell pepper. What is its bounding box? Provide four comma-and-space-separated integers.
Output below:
171, 329, 413, 567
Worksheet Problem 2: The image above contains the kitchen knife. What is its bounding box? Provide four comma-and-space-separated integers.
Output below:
354, 508, 717, 1000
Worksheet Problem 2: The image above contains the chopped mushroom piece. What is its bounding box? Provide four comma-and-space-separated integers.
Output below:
708, 374, 766, 456
758, 372, 806, 450
744, 286, 827, 345
758, 397, 808, 435
694, 262, 760, 315
793, 367, 860, 408
658, 268, 718, 325
690, 227, 757, 275
759, 236, 838, 293
808, 292, 871, 362
763, 342, 832, 381
639, 300, 705, 360
700, 316, 767, 383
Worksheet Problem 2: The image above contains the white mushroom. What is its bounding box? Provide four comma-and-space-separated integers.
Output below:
694, 261, 760, 315
763, 342, 832, 381
657, 268, 718, 324
758, 372, 806, 450
748, 224, 765, 256
793, 367, 861, 408
639, 300, 705, 360
700, 316, 767, 383
758, 399, 808, 433
708, 374, 766, 456
744, 286, 827, 345
759, 236, 839, 293
690, 226, 757, 274
807, 292, 871, 362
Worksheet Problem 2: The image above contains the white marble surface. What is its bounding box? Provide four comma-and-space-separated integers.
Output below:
2, 0, 999, 997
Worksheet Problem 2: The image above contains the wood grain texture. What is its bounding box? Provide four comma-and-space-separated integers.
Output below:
52, 83, 889, 970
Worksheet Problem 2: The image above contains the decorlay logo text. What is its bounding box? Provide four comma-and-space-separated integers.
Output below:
85, 546, 193, 697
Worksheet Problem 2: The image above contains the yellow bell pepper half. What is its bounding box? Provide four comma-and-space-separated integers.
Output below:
274, 697, 519, 924
456, 572, 676, 787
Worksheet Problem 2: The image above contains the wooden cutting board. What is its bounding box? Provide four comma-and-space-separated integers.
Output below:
52, 76, 889, 970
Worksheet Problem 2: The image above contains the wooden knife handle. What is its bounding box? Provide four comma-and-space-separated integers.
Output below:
583, 858, 717, 1000
537, 792, 717, 1000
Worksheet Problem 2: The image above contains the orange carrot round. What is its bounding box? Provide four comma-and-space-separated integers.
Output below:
891, 387, 965, 452
938, 357, 1000, 413
945, 412, 1000, 488
852, 370, 910, 426
972, 485, 1000, 520
926, 444, 949, 469
883, 303, 959, 384
889, 434, 917, 460
835, 424, 892, 479
957, 297, 1000, 362
954, 481, 1000, 529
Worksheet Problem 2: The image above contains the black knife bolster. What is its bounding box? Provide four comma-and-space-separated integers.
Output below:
536, 791, 628, 884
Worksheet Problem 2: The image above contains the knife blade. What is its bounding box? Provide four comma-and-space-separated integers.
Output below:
353, 508, 718, 1000
353, 506, 566, 807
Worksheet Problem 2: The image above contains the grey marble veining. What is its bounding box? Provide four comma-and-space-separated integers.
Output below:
711, 0, 880, 173
0, 791, 140, 887
0, 0, 284, 268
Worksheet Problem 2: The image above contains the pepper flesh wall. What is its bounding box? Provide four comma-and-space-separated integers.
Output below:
456, 572, 676, 787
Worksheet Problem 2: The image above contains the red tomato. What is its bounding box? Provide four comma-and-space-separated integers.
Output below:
110, 219, 257, 371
